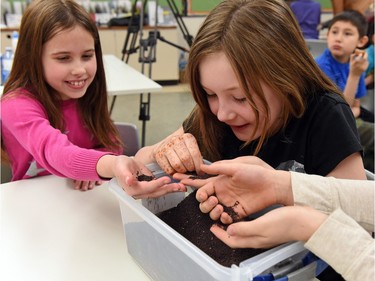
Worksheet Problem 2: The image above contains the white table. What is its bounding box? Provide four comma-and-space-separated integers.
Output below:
103, 54, 162, 97
104, 54, 163, 117
0, 175, 151, 281
103, 54, 164, 145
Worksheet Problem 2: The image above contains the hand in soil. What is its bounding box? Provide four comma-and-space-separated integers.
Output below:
136, 171, 155, 182
157, 190, 269, 267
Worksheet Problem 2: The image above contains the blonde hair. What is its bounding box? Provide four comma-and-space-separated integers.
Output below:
186, 0, 341, 161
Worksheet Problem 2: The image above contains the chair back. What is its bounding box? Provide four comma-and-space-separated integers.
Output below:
115, 122, 141, 156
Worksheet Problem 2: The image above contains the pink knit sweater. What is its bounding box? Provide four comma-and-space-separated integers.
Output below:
1, 89, 117, 181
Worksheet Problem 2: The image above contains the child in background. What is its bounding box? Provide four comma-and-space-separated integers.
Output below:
315, 10, 374, 172
1, 0, 185, 197
290, 0, 321, 39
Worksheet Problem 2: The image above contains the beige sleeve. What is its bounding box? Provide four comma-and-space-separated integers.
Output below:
304, 208, 374, 281
290, 172, 374, 232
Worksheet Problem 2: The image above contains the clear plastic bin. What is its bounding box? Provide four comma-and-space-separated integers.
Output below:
109, 163, 326, 281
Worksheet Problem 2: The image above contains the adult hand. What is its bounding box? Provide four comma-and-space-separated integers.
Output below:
73, 180, 103, 191
153, 133, 204, 175
179, 156, 293, 223
210, 205, 327, 249
174, 156, 273, 187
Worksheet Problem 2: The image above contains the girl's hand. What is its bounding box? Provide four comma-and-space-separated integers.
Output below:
113, 155, 187, 198
73, 180, 103, 191
121, 175, 187, 199
153, 133, 203, 175
210, 205, 327, 249
96, 155, 186, 198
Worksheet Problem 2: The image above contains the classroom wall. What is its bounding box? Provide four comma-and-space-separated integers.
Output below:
2, 0, 333, 16
183, 0, 332, 14
318, 0, 332, 10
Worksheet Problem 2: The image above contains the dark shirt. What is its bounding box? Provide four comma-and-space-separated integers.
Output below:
184, 91, 361, 176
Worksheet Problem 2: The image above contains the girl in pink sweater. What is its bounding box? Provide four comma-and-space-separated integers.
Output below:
1, 0, 184, 197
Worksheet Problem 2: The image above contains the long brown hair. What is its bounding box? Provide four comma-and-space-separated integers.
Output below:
186, 0, 341, 161
1, 0, 121, 162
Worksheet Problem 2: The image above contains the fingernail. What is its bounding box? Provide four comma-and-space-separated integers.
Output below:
210, 224, 218, 231
173, 184, 184, 191
197, 193, 203, 202
209, 197, 216, 205
227, 226, 235, 236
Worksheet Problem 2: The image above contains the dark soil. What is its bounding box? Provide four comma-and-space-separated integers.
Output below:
186, 172, 216, 180
136, 172, 155, 182
157, 190, 270, 267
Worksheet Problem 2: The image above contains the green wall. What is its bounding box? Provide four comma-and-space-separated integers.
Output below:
318, 0, 332, 10
187, 0, 222, 14
163, 0, 332, 15
8, 0, 332, 14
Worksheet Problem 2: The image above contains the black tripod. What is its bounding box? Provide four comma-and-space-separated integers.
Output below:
111, 0, 193, 147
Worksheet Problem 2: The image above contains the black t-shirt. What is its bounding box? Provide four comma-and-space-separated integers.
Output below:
183, 92, 362, 176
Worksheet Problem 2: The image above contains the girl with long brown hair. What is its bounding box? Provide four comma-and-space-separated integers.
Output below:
1, 0, 184, 197
136, 0, 366, 180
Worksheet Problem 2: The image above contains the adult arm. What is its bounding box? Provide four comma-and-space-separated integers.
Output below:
291, 171, 374, 231
190, 158, 374, 279
210, 206, 374, 281
189, 157, 372, 229
305, 208, 374, 281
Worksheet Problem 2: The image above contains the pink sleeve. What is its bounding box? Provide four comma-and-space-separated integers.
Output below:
1, 95, 109, 181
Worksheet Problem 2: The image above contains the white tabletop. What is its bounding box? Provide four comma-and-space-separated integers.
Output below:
0, 175, 151, 281
0, 55, 162, 96
103, 54, 162, 96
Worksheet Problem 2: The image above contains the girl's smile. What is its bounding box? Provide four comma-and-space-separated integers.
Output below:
66, 79, 88, 89
42, 25, 97, 100
199, 51, 283, 142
